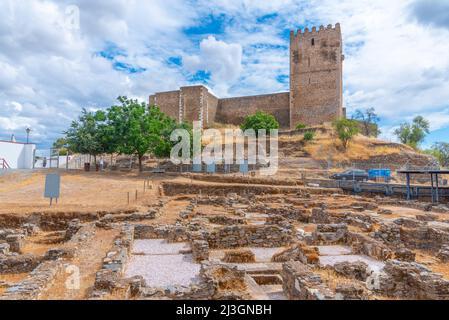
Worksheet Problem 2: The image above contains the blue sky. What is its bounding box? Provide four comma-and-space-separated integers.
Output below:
1, 0, 449, 149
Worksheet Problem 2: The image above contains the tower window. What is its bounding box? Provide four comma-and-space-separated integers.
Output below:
311, 38, 315, 46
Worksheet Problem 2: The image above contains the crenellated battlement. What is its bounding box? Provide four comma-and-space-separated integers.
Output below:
290, 23, 341, 38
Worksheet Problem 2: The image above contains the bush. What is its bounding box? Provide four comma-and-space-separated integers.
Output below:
240, 111, 280, 134
296, 123, 307, 130
333, 118, 359, 149
303, 131, 315, 142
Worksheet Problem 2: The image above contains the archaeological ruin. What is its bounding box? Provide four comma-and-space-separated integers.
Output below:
1, 169, 448, 301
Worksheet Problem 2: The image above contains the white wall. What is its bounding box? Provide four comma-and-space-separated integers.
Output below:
0, 141, 36, 169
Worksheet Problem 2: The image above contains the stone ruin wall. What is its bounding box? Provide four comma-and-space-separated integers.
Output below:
215, 92, 290, 128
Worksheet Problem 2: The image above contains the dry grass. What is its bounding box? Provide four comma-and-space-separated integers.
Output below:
304, 132, 402, 162
0, 170, 160, 215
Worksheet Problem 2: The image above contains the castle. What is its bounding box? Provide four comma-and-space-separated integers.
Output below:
149, 23, 345, 129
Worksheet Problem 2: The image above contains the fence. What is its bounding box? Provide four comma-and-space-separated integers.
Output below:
34, 149, 92, 170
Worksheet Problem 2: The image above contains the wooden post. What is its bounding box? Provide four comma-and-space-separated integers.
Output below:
127, 192, 130, 205
135, 190, 138, 201
144, 181, 146, 193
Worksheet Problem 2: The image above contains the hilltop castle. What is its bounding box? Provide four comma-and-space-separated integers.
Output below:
150, 23, 345, 129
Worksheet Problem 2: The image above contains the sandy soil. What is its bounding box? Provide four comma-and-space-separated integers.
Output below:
0, 170, 163, 215
39, 227, 119, 300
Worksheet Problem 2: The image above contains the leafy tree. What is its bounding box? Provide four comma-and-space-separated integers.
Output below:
333, 118, 360, 149
241, 111, 280, 134
303, 131, 315, 142
65, 108, 104, 163
353, 107, 381, 137
425, 142, 449, 168
52, 138, 69, 156
296, 123, 307, 130
394, 116, 430, 149
106, 97, 189, 171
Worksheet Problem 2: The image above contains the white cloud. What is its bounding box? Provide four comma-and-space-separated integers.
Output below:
184, 36, 242, 96
1, 0, 449, 147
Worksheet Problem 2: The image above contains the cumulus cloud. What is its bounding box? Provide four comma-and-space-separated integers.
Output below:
184, 36, 242, 96
1, 0, 449, 147
409, 0, 449, 29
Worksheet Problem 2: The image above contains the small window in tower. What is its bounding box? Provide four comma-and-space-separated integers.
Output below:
311, 38, 315, 46
308, 57, 311, 67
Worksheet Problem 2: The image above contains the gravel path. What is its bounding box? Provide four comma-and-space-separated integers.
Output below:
317, 245, 353, 256
125, 254, 201, 288
132, 239, 190, 255
125, 240, 201, 289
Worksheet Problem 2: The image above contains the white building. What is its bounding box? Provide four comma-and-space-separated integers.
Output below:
0, 140, 36, 169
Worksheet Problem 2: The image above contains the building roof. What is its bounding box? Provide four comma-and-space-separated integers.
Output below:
0, 139, 34, 145
397, 170, 449, 175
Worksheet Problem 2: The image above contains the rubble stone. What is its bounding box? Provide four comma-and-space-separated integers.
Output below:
272, 243, 319, 265
335, 283, 368, 300
377, 260, 449, 300
333, 261, 370, 281
222, 249, 255, 263
191, 240, 209, 262
437, 245, 449, 262
282, 262, 335, 300
394, 248, 416, 262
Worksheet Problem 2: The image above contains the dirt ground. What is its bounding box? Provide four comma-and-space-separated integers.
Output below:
0, 169, 164, 215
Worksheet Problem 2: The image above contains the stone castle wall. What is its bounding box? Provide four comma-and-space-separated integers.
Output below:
149, 90, 180, 121
215, 92, 290, 128
290, 24, 344, 127
150, 23, 344, 128
150, 86, 219, 128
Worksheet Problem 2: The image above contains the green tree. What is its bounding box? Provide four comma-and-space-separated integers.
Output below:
106, 97, 188, 171
353, 107, 381, 137
394, 116, 430, 149
241, 111, 280, 134
425, 142, 449, 167
65, 108, 104, 163
333, 118, 360, 149
52, 138, 69, 156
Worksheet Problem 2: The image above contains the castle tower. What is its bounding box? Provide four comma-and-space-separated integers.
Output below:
289, 23, 344, 128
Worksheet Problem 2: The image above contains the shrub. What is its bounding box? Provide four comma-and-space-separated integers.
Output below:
240, 111, 280, 134
303, 131, 315, 142
333, 118, 359, 149
296, 123, 307, 130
